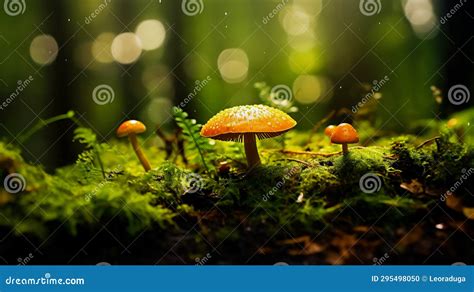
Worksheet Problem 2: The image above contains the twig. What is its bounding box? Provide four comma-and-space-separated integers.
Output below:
280, 158, 313, 166
416, 136, 440, 149
267, 146, 395, 159
176, 128, 189, 165
279, 149, 341, 157
227, 157, 247, 168
155, 127, 174, 159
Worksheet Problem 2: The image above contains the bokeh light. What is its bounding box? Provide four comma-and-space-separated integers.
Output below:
403, 0, 437, 37
29, 35, 59, 65
288, 51, 319, 73
293, 0, 323, 15
217, 48, 249, 84
135, 19, 166, 51
288, 30, 318, 52
292, 74, 332, 104
111, 33, 142, 64
91, 32, 115, 63
281, 6, 311, 36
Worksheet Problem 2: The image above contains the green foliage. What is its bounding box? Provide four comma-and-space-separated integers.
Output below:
0, 145, 177, 238
1, 108, 474, 263
333, 148, 387, 181
173, 107, 214, 172
73, 127, 106, 178
73, 127, 99, 149
18, 111, 76, 144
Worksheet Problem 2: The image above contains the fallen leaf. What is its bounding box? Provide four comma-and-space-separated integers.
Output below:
445, 193, 463, 213
288, 242, 324, 255
462, 207, 474, 220
277, 235, 325, 256
353, 226, 370, 233
400, 179, 424, 194
278, 235, 310, 245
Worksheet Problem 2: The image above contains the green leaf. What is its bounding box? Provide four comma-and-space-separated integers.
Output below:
173, 107, 213, 171
73, 127, 106, 178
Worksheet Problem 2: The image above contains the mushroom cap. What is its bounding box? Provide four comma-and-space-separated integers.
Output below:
324, 125, 336, 138
447, 118, 458, 128
200, 104, 297, 141
116, 120, 146, 137
330, 123, 359, 144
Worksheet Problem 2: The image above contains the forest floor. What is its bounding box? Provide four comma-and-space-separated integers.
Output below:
0, 108, 473, 265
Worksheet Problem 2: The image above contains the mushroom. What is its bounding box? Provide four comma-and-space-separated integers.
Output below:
330, 123, 359, 154
200, 105, 297, 169
117, 120, 151, 171
324, 125, 336, 138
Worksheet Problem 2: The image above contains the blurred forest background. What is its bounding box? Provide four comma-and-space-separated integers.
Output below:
0, 0, 472, 169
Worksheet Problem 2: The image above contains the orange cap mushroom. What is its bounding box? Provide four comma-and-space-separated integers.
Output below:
330, 123, 359, 154
201, 105, 297, 169
117, 120, 146, 137
117, 120, 151, 171
324, 125, 336, 138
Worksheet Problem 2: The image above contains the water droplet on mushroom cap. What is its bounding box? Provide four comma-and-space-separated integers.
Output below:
200, 104, 297, 141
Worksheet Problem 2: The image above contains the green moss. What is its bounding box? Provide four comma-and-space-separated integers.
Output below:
1, 108, 474, 263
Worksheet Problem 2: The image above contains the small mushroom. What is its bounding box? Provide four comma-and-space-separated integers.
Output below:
330, 123, 359, 154
324, 125, 336, 138
117, 120, 151, 171
200, 104, 297, 169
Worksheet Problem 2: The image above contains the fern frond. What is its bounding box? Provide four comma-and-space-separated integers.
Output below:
73, 127, 98, 149
73, 127, 105, 178
173, 107, 213, 171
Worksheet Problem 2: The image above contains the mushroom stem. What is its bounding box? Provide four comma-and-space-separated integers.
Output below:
155, 128, 173, 159
342, 143, 349, 154
244, 133, 261, 169
128, 134, 151, 171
